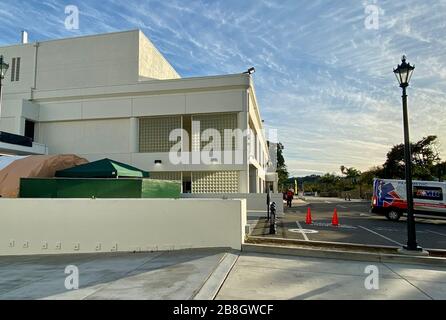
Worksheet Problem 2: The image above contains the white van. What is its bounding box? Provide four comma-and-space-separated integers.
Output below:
371, 178, 446, 221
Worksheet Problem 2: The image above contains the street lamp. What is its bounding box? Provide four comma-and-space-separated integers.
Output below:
393, 55, 422, 252
0, 55, 10, 116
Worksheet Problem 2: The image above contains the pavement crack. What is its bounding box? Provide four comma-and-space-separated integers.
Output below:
382, 262, 435, 300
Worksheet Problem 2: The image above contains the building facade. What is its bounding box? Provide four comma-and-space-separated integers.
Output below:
0, 30, 275, 194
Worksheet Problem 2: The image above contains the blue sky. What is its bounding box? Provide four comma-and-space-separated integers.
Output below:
1, 0, 445, 176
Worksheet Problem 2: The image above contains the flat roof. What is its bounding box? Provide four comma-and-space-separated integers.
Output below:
0, 29, 141, 49
32, 73, 253, 101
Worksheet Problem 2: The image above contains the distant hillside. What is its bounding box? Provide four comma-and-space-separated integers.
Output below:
287, 175, 321, 188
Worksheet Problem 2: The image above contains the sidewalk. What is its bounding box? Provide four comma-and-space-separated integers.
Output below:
1, 248, 445, 300
216, 252, 446, 300
300, 196, 368, 203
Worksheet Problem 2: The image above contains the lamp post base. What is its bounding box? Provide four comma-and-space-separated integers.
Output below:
398, 247, 429, 256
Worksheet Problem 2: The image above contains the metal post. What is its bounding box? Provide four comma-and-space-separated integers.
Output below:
267, 188, 271, 220
401, 86, 420, 251
269, 202, 276, 235
0, 71, 3, 117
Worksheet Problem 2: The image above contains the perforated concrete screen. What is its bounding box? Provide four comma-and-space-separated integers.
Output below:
192, 171, 239, 193
139, 116, 181, 152
192, 114, 238, 151
149, 171, 182, 182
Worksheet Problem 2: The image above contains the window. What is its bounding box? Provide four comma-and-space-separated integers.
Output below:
10, 58, 15, 82
15, 57, 20, 81
414, 186, 443, 201
10, 57, 21, 82
24, 120, 35, 141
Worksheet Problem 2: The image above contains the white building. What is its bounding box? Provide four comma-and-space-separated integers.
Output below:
0, 30, 277, 194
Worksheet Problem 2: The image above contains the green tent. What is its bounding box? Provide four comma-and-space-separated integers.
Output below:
55, 158, 149, 178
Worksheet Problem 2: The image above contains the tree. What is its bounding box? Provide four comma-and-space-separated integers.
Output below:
360, 166, 382, 185
381, 135, 441, 180
340, 166, 361, 180
434, 161, 446, 182
276, 142, 289, 190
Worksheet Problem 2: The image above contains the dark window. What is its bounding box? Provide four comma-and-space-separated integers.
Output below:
10, 57, 21, 82
10, 58, 16, 82
24, 120, 35, 141
182, 181, 192, 194
414, 186, 443, 201
15, 57, 20, 81
182, 172, 192, 193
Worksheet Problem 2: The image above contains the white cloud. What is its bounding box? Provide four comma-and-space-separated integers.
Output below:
0, 0, 445, 177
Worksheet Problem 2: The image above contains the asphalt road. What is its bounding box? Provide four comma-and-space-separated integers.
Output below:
275, 198, 446, 250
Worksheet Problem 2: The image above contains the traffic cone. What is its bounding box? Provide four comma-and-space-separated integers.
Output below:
306, 207, 312, 225
332, 208, 339, 227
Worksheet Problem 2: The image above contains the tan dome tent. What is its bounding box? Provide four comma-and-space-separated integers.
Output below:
0, 155, 88, 198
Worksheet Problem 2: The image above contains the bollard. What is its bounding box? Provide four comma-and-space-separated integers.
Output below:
267, 189, 271, 220
269, 201, 277, 235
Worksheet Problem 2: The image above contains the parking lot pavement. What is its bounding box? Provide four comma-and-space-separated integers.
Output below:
216, 252, 446, 300
274, 200, 446, 250
0, 249, 228, 300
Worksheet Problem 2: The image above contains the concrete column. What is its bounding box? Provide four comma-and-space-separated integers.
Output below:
17, 116, 25, 136
238, 107, 249, 193
129, 117, 139, 153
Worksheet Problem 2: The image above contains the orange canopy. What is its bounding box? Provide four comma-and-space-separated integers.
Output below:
0, 155, 88, 198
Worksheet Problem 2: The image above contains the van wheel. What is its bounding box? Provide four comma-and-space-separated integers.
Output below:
386, 210, 401, 222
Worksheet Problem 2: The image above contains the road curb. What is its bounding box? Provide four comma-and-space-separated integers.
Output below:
247, 236, 446, 257
242, 243, 446, 266
193, 251, 239, 300
248, 236, 398, 253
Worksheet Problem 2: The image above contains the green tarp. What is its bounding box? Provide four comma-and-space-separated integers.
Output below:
55, 158, 149, 179
20, 178, 181, 199
141, 179, 181, 198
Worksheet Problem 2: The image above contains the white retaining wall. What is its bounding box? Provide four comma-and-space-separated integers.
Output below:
0, 199, 246, 256
181, 193, 284, 214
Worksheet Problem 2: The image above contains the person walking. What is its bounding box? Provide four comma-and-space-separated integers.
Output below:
286, 188, 294, 208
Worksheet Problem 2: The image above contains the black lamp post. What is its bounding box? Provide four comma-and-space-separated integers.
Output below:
393, 55, 422, 251
0, 55, 10, 115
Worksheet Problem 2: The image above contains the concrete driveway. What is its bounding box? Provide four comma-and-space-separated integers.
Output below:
0, 249, 228, 300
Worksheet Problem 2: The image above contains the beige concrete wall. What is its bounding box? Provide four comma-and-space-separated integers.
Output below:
0, 199, 246, 256
37, 118, 131, 155
248, 91, 269, 171
35, 31, 140, 90
181, 193, 284, 214
34, 89, 245, 166
138, 31, 180, 80
0, 43, 36, 95
0, 29, 182, 95
36, 89, 244, 123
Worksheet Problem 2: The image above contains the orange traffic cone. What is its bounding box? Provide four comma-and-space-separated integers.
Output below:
306, 207, 312, 225
332, 208, 339, 226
